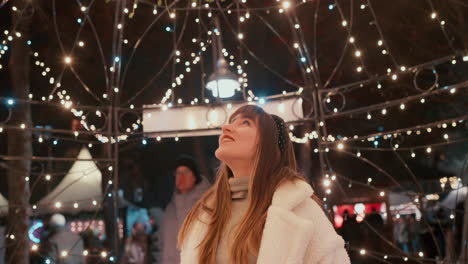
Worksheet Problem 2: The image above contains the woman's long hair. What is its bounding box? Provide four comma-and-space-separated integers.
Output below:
178, 105, 305, 263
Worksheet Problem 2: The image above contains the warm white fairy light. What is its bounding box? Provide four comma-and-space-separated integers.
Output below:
400, 104, 405, 110
349, 37, 355, 43
64, 56, 72, 64
55, 202, 62, 208
380, 191, 385, 197
354, 50, 361, 57
431, 12, 437, 19
282, 1, 291, 9
31, 244, 38, 251
426, 147, 432, 153
341, 20, 347, 27
359, 249, 366, 255
61, 251, 68, 258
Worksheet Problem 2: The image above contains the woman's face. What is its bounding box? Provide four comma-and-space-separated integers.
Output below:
215, 114, 259, 164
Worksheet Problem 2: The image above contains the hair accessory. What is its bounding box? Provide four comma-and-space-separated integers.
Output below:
271, 115, 286, 152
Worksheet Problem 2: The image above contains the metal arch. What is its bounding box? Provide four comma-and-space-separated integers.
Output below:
322, 91, 346, 114
0, 105, 12, 124
83, 109, 109, 132
118, 109, 141, 133
412, 67, 439, 92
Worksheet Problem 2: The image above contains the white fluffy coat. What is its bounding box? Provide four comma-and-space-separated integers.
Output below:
180, 180, 351, 264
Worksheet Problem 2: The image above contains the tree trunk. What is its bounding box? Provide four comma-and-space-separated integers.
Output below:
6, 0, 33, 263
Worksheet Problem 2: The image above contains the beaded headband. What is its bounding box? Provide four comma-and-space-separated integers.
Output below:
271, 115, 286, 152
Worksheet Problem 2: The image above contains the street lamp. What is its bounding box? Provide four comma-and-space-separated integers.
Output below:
206, 17, 240, 98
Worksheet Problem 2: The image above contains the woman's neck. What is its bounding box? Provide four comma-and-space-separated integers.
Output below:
226, 160, 253, 178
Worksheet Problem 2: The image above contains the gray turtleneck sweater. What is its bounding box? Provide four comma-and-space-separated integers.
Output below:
216, 177, 257, 264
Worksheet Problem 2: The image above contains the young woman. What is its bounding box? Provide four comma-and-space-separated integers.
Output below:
178, 105, 350, 263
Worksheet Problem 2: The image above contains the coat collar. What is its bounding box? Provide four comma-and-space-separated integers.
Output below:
272, 179, 314, 210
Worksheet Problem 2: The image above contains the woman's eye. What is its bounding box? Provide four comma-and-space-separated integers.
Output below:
242, 120, 250, 125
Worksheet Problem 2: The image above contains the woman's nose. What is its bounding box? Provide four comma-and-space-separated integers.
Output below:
222, 123, 232, 133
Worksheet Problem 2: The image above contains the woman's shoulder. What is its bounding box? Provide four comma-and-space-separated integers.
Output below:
272, 179, 314, 210
293, 193, 337, 233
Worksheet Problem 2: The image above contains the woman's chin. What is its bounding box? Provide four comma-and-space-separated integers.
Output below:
215, 147, 232, 163
215, 148, 225, 161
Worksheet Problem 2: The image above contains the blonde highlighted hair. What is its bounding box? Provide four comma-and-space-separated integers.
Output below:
178, 105, 305, 263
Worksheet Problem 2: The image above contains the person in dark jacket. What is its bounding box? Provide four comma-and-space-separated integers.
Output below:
158, 155, 210, 264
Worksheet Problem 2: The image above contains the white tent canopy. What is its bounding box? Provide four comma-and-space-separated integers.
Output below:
35, 147, 102, 214
440, 186, 467, 210
0, 193, 7, 215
